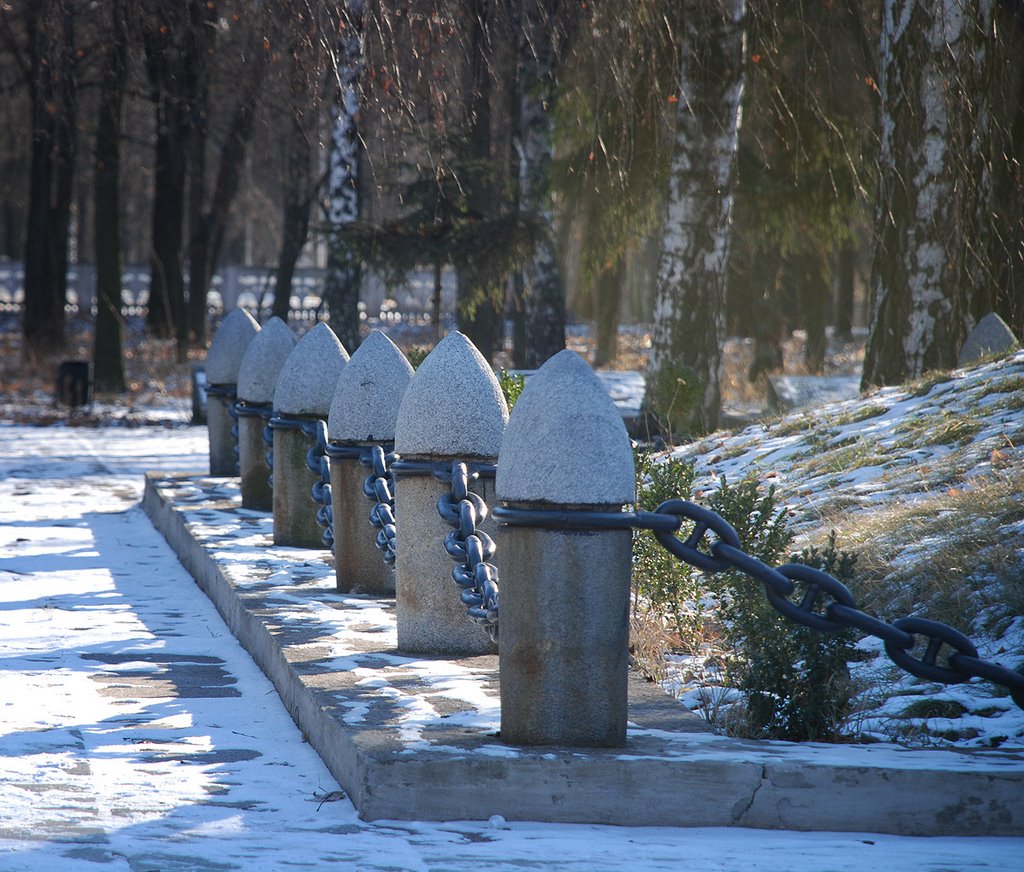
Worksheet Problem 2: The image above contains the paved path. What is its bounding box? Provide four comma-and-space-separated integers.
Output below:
0, 423, 1020, 870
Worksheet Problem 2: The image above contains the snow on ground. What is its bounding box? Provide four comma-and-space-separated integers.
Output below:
0, 412, 1022, 868
665, 350, 1024, 749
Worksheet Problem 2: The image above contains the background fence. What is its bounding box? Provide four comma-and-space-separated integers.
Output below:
0, 261, 457, 326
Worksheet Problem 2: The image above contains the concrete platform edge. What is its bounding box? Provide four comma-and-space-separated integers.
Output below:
141, 474, 1024, 835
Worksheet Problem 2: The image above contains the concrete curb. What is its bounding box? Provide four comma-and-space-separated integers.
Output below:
143, 473, 1024, 835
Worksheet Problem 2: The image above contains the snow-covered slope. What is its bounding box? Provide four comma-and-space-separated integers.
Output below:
666, 350, 1024, 749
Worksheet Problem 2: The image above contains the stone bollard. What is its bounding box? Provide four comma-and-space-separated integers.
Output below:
327, 330, 414, 594
205, 308, 260, 476
235, 317, 297, 511
270, 322, 348, 548
392, 332, 508, 655
495, 350, 636, 747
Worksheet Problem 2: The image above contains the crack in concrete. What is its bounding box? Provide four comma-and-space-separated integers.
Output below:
732, 764, 767, 825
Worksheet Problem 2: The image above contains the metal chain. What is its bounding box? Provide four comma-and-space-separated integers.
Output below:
266, 415, 333, 550
436, 461, 500, 643
262, 420, 275, 488
359, 445, 399, 566
303, 420, 334, 551
206, 384, 239, 470
358, 454, 499, 639
233, 401, 272, 474
494, 499, 1024, 709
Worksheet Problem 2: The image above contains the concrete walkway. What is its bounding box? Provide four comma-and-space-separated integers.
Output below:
1, 423, 1022, 870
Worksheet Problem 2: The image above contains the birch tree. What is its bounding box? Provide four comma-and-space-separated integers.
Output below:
513, 0, 573, 369
862, 0, 995, 387
322, 0, 364, 353
644, 0, 746, 436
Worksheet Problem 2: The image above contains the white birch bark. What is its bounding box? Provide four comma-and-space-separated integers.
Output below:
863, 0, 994, 386
645, 0, 745, 435
323, 0, 364, 351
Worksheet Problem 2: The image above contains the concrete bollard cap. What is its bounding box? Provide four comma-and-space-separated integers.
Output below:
328, 330, 414, 443
273, 321, 349, 417
496, 349, 636, 505
205, 307, 260, 384
394, 331, 508, 459
237, 317, 297, 404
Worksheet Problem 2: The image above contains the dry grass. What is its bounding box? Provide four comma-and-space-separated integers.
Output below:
807, 467, 1024, 630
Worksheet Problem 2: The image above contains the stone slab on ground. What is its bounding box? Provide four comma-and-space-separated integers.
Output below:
767, 375, 861, 411
143, 473, 1024, 835
959, 313, 1019, 366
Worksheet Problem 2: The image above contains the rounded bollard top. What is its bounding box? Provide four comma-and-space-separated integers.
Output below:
328, 330, 414, 443
237, 317, 297, 404
273, 321, 349, 417
496, 349, 635, 505
205, 307, 260, 384
394, 331, 508, 459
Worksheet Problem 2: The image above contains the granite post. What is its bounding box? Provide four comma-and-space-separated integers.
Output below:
205, 308, 259, 476
236, 317, 297, 510
392, 332, 508, 655
495, 350, 637, 747
271, 322, 348, 548
328, 330, 413, 594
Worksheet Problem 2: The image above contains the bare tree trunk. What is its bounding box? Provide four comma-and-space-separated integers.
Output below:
323, 0, 364, 352
186, 74, 211, 341
792, 249, 828, 373
271, 36, 322, 325
455, 0, 501, 363
834, 242, 856, 340
989, 3, 1024, 337
142, 4, 191, 345
863, 0, 995, 387
146, 105, 188, 344
592, 258, 623, 368
515, 0, 567, 369
189, 67, 267, 343
92, 0, 129, 394
644, 0, 745, 436
23, 0, 75, 356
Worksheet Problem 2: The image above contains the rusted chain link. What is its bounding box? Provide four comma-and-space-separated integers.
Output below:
494, 499, 1024, 709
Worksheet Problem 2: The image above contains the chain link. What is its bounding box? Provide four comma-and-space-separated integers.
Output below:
233, 401, 272, 475
206, 384, 239, 471
262, 420, 274, 488
359, 444, 399, 566
494, 499, 1024, 709
266, 415, 333, 549
303, 419, 334, 550
358, 453, 500, 639
435, 461, 499, 642
651, 499, 1024, 709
